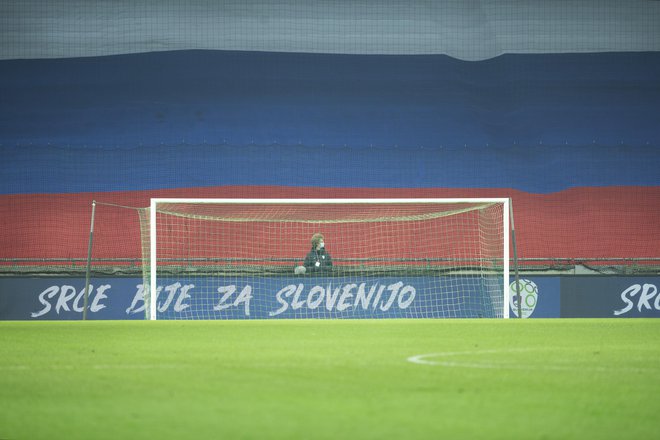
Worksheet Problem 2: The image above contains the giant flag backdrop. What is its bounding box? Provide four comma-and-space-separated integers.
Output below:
1, 0, 660, 270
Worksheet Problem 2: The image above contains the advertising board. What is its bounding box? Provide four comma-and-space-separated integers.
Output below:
561, 277, 660, 318
10, 274, 652, 320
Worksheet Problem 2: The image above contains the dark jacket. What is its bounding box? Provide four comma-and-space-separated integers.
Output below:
303, 247, 333, 273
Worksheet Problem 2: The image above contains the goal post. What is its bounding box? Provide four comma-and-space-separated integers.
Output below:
145, 198, 512, 320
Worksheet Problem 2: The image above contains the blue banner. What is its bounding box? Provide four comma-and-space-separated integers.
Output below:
13, 275, 659, 320
0, 278, 147, 320
1, 276, 506, 320
561, 277, 660, 318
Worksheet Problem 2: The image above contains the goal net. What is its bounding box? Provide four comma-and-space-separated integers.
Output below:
143, 198, 510, 320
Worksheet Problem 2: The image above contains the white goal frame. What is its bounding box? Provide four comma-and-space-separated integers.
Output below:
149, 198, 511, 320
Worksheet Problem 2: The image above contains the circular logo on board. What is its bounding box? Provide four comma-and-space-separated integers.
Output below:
509, 279, 538, 318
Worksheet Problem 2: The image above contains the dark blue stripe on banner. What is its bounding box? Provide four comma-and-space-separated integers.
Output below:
2, 143, 660, 194
2, 50, 659, 149
2, 50, 660, 194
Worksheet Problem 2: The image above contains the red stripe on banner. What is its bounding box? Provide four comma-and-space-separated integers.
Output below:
1, 186, 659, 264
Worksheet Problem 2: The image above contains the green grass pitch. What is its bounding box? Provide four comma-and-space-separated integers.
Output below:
1, 319, 659, 439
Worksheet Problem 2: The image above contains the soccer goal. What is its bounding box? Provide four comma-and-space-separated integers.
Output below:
144, 198, 513, 320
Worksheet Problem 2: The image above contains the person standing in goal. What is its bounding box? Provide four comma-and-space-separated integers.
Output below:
302, 233, 333, 273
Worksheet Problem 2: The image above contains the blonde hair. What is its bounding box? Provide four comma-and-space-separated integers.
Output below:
311, 233, 324, 248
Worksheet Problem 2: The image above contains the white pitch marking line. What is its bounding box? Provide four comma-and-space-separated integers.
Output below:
406, 348, 659, 373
